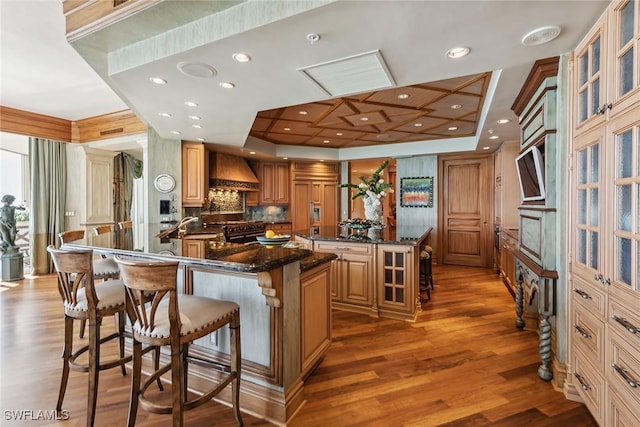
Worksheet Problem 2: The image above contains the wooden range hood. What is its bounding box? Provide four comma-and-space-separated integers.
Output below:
209, 152, 260, 192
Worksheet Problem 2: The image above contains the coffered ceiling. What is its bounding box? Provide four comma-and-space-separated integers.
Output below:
250, 73, 489, 149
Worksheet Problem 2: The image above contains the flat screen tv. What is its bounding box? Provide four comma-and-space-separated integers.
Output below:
515, 145, 546, 202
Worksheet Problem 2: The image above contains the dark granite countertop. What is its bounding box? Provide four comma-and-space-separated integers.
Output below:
64, 234, 332, 274
294, 225, 433, 246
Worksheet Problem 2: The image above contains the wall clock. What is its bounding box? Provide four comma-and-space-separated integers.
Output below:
154, 173, 176, 193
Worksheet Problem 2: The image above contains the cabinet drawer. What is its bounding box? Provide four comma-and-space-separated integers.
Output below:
269, 223, 292, 235
571, 276, 607, 319
607, 328, 640, 411
609, 300, 640, 350
608, 386, 640, 427
572, 304, 606, 372
572, 350, 605, 426
315, 241, 373, 255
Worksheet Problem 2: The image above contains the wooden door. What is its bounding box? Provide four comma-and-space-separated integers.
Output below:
439, 154, 493, 267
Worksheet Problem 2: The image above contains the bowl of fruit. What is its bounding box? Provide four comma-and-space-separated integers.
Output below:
256, 230, 291, 246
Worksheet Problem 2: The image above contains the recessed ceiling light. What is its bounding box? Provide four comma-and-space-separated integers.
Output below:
413, 123, 423, 127
188, 115, 201, 120
497, 119, 510, 125
483, 146, 491, 150
232, 53, 251, 63
489, 135, 499, 140
323, 140, 330, 144
376, 134, 389, 139
360, 117, 369, 121
320, 159, 325, 162
197, 138, 205, 142
397, 93, 409, 99
159, 112, 172, 118
448, 126, 458, 131
249, 151, 256, 155
283, 157, 288, 160
284, 127, 291, 131
149, 77, 167, 85
451, 104, 463, 109
336, 132, 343, 136
170, 130, 181, 135
299, 111, 308, 115
219, 82, 235, 89
521, 25, 561, 46
184, 101, 198, 107
446, 46, 470, 59
192, 124, 203, 129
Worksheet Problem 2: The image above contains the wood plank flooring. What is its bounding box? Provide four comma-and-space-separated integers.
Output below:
0, 265, 597, 426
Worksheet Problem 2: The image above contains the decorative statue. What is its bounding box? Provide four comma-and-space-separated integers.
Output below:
0, 194, 24, 255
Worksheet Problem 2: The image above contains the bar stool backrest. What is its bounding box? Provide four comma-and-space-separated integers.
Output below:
48, 246, 97, 311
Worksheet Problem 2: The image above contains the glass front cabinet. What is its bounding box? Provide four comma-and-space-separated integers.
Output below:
569, 1, 640, 424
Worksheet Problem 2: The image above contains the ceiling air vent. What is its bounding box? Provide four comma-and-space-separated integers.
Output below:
100, 128, 124, 136
297, 50, 395, 97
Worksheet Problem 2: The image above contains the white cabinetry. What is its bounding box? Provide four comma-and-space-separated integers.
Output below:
568, 1, 640, 424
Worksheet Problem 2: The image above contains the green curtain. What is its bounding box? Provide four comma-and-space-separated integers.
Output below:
29, 137, 66, 275
114, 153, 142, 250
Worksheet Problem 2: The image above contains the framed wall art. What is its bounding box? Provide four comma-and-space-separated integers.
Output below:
400, 177, 433, 207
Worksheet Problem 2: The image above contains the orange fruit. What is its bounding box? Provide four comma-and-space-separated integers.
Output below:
265, 230, 276, 238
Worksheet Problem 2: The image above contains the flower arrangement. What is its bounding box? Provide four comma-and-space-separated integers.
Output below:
341, 160, 394, 200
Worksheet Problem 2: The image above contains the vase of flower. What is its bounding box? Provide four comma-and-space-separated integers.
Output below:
363, 195, 382, 224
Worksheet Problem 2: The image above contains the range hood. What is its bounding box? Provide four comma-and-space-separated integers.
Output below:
209, 152, 259, 192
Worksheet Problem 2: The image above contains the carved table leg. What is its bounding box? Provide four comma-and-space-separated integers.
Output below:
538, 314, 553, 381
515, 270, 525, 329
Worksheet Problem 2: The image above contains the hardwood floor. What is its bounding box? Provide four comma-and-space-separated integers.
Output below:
0, 265, 596, 426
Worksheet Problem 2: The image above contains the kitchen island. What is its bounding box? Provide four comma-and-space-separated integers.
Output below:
294, 225, 432, 322
63, 234, 336, 426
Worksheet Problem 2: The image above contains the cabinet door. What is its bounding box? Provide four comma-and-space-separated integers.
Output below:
300, 263, 332, 375
260, 162, 276, 204
292, 181, 311, 233
182, 239, 205, 259
378, 245, 413, 312
572, 126, 604, 287
574, 15, 606, 134
610, 0, 640, 113
321, 182, 339, 230
607, 114, 640, 304
182, 142, 206, 207
341, 253, 373, 307
274, 163, 290, 204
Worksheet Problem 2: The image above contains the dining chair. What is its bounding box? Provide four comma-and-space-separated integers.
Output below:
115, 256, 243, 427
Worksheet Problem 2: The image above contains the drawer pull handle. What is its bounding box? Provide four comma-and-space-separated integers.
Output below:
573, 289, 592, 300
612, 364, 639, 388
574, 372, 591, 391
611, 315, 640, 335
573, 324, 592, 339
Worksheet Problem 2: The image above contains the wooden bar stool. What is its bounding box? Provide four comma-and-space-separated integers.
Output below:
47, 246, 131, 427
419, 245, 434, 301
115, 256, 243, 427
60, 229, 120, 338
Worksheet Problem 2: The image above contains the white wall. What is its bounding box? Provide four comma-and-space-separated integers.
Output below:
396, 155, 438, 254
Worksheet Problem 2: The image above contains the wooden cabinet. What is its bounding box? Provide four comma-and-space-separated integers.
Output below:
314, 241, 374, 314
290, 161, 340, 235
499, 231, 518, 297
181, 142, 207, 207
260, 162, 289, 205
300, 261, 332, 377
182, 239, 205, 259
569, 1, 640, 423
268, 223, 292, 235
377, 244, 416, 318
494, 141, 520, 229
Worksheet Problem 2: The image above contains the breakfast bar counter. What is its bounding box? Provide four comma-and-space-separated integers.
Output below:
63, 234, 336, 426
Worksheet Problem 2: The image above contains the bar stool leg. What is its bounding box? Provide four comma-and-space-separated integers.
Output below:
127, 340, 142, 427
230, 314, 243, 425
57, 316, 73, 413
87, 318, 101, 427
